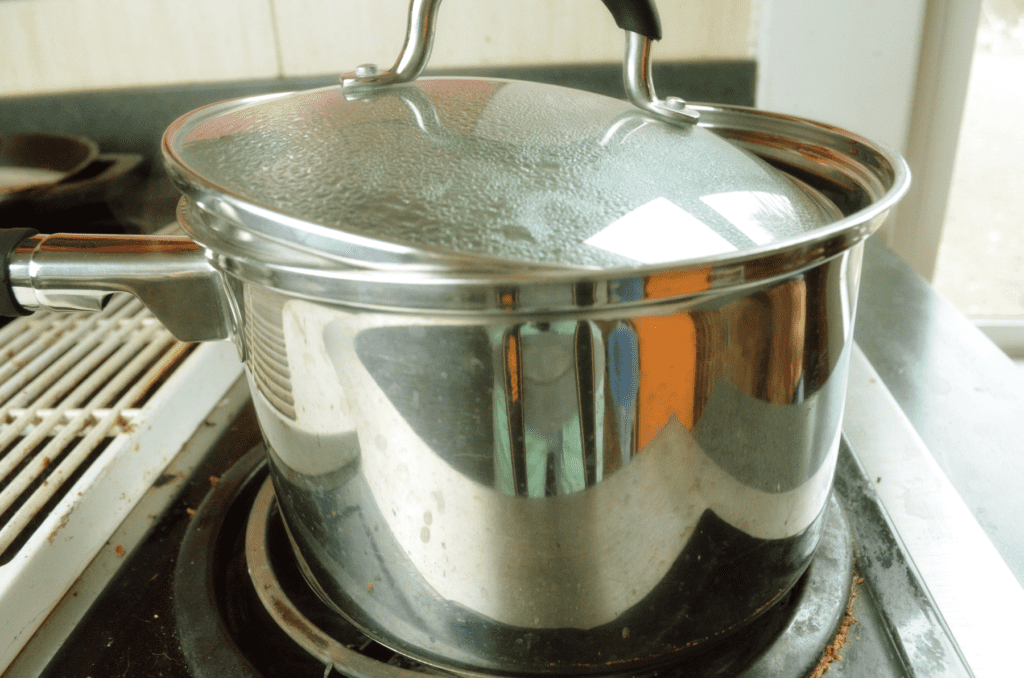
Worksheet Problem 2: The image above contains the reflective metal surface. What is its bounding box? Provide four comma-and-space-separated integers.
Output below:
338, 0, 694, 128
2, 95, 909, 676
245, 241, 860, 673
166, 88, 834, 272
623, 32, 700, 125
339, 0, 440, 93
7, 233, 234, 343
169, 103, 905, 305
247, 473, 856, 678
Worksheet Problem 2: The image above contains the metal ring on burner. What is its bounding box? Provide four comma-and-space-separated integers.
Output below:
245, 478, 451, 678
245, 475, 855, 678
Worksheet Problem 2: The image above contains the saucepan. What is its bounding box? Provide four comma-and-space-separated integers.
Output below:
0, 0, 910, 673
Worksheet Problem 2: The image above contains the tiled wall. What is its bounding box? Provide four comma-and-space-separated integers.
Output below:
1, 0, 754, 96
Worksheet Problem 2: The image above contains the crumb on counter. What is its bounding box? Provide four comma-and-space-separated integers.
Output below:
810, 574, 863, 677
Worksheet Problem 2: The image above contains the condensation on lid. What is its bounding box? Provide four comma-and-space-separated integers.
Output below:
168, 79, 836, 269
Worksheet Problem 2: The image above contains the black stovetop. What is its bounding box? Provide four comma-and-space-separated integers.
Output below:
30, 402, 971, 678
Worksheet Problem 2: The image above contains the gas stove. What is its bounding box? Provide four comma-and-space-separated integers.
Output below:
0, 294, 989, 677
3, 69, 1024, 678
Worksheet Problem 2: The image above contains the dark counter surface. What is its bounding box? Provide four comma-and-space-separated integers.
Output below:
855, 235, 1024, 585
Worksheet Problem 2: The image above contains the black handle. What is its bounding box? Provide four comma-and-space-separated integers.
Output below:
0, 227, 38, 316
600, 0, 661, 40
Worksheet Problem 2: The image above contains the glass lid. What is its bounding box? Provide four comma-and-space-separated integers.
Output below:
165, 78, 837, 270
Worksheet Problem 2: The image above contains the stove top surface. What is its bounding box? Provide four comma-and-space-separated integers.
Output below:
27, 408, 971, 678
177, 447, 849, 678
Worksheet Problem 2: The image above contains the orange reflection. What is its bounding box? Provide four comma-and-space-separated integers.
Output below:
505, 333, 521, 404
644, 266, 715, 300
629, 266, 712, 449
634, 313, 697, 449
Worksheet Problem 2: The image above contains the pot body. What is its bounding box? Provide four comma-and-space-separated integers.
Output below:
241, 243, 862, 674
1, 97, 903, 676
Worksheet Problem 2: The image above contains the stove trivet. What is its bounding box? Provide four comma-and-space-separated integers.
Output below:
174, 443, 855, 678
175, 446, 437, 678
248, 476, 854, 678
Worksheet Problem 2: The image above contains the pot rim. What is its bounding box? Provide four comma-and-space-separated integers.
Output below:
167, 99, 910, 314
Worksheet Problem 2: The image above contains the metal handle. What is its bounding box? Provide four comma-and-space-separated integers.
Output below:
5, 233, 235, 344
340, 0, 698, 127
0, 227, 38, 316
623, 32, 700, 125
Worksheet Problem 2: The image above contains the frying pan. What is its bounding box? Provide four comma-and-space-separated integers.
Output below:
0, 133, 99, 202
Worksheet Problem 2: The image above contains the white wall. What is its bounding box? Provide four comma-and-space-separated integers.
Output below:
756, 0, 983, 279
0, 0, 754, 96
755, 0, 928, 155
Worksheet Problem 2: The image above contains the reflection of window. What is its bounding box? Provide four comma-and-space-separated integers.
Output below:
702, 191, 797, 245
584, 197, 736, 264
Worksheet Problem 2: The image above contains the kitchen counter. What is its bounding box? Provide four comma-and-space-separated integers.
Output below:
855, 235, 1024, 585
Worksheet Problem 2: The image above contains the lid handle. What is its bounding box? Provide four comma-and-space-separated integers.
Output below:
340, 0, 698, 126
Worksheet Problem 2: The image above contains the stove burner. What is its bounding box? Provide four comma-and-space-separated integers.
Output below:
246, 479, 444, 678
175, 446, 854, 678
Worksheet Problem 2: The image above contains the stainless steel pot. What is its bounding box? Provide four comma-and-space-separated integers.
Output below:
0, 0, 910, 673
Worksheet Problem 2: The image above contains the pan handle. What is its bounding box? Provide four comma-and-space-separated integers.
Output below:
1, 228, 38, 317
2, 232, 235, 344
340, 0, 698, 126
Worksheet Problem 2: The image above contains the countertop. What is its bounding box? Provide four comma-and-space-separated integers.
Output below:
855, 235, 1024, 585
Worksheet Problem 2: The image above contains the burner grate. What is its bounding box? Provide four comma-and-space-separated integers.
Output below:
0, 293, 244, 672
0, 296, 191, 560
173, 444, 853, 678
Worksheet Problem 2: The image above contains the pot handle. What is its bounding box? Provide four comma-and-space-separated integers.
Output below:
1, 230, 235, 344
1, 228, 38, 317
340, 0, 699, 126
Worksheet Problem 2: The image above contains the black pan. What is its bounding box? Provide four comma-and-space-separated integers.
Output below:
0, 133, 99, 202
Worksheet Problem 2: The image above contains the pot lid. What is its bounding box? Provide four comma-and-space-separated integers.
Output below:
165, 79, 836, 271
